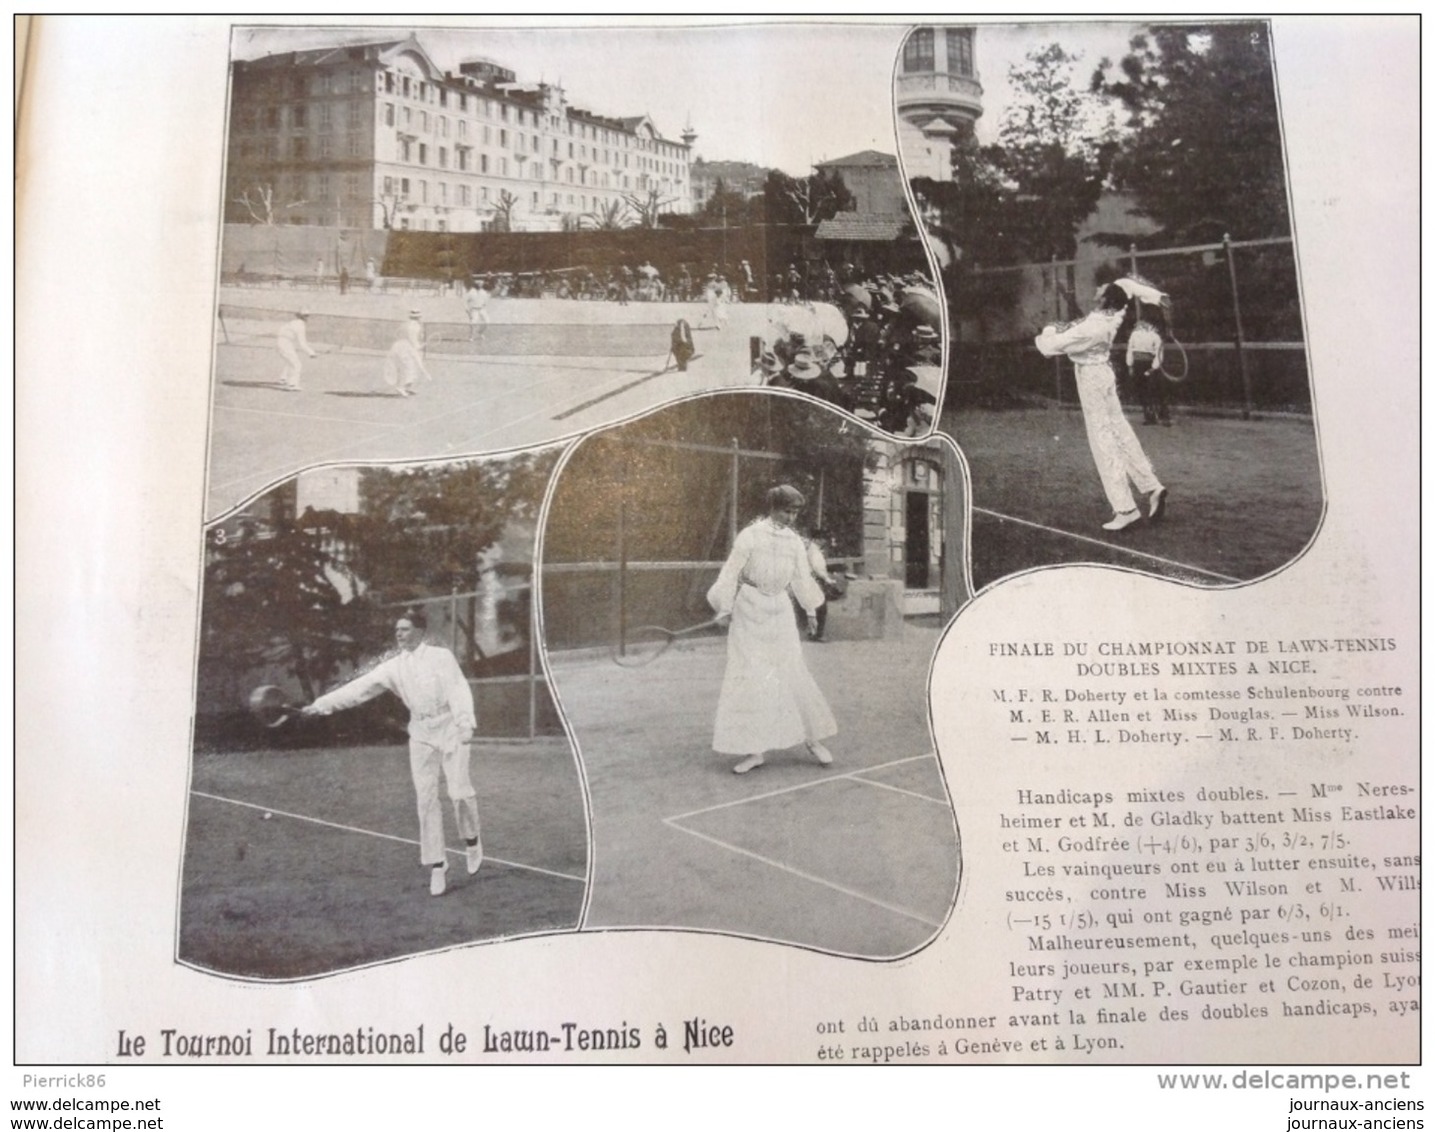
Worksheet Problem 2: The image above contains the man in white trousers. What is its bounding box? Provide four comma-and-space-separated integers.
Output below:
276, 309, 317, 391
302, 608, 482, 896
1035, 280, 1168, 532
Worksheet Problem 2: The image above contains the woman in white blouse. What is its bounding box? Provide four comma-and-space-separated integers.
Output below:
706, 485, 838, 775
1035, 281, 1168, 532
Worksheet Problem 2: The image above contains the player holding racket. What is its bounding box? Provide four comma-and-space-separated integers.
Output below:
706, 485, 837, 775
301, 608, 481, 896
1035, 280, 1169, 532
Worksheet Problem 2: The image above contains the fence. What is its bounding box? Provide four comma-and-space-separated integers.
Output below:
222, 223, 389, 282
948, 235, 1311, 417
542, 432, 866, 651
217, 302, 675, 358
384, 582, 561, 741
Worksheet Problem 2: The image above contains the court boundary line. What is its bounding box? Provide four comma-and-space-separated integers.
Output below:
206, 358, 658, 500
972, 506, 1242, 583
659, 818, 943, 930
192, 789, 586, 883
665, 752, 937, 823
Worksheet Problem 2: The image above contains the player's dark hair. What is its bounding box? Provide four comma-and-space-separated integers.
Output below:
1098, 283, 1130, 312
400, 607, 428, 631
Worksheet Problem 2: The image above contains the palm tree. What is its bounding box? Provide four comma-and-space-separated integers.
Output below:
582, 199, 632, 230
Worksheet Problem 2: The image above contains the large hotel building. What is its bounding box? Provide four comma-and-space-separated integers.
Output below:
225, 35, 695, 233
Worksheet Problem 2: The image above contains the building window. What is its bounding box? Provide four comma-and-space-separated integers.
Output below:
399, 139, 412, 162
318, 103, 332, 131
420, 110, 429, 132
438, 88, 447, 108
347, 132, 362, 157
384, 103, 395, 127
458, 119, 467, 140
457, 149, 468, 171
460, 184, 470, 206
480, 153, 489, 173
384, 175, 395, 195
316, 173, 329, 199
317, 135, 332, 158
903, 27, 935, 72
403, 106, 412, 127
290, 137, 307, 159
419, 143, 428, 165
400, 177, 410, 197
947, 28, 974, 76
500, 128, 508, 148
420, 180, 428, 203
483, 125, 491, 145
439, 147, 448, 168
499, 157, 508, 176
402, 76, 411, 98
263, 106, 280, 130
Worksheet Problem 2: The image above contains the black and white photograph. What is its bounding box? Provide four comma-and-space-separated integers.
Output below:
541, 392, 967, 957
900, 22, 1322, 589
15, 12, 1418, 1105
180, 448, 586, 979
207, 24, 948, 520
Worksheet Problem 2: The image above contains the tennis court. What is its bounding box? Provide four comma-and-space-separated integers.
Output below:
947, 405, 1322, 590
178, 736, 586, 980
548, 626, 960, 959
206, 287, 790, 520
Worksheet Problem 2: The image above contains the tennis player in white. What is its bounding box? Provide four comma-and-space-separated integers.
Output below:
302, 609, 481, 896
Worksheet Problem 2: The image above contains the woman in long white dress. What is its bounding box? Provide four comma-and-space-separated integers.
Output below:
706, 485, 837, 774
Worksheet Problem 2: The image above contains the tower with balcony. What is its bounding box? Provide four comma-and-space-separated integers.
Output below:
896, 26, 983, 182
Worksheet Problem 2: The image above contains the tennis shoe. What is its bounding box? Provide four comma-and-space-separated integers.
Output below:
1102, 510, 1142, 532
733, 754, 765, 775
429, 864, 447, 897
465, 840, 483, 875
808, 741, 834, 766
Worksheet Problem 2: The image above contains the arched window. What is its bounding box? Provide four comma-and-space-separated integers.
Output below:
903, 28, 935, 73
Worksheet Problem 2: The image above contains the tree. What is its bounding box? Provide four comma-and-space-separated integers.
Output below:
763, 169, 855, 226
338, 454, 556, 602
912, 42, 1117, 276
491, 189, 519, 232
699, 177, 758, 227
234, 182, 309, 226
582, 199, 632, 230
1092, 23, 1290, 240
200, 507, 371, 703
623, 187, 677, 228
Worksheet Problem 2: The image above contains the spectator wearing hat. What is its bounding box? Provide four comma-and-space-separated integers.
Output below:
771, 349, 853, 411
276, 309, 317, 392
706, 484, 838, 775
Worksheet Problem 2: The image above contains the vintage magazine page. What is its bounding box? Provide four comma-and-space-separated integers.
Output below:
13, 13, 1422, 1123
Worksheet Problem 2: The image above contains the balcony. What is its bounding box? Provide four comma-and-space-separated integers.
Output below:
896, 70, 984, 124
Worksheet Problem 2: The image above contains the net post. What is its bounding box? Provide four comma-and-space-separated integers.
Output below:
1224, 233, 1254, 420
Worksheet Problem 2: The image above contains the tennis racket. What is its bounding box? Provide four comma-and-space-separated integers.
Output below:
1160, 337, 1190, 383
611, 618, 725, 667
248, 684, 306, 729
